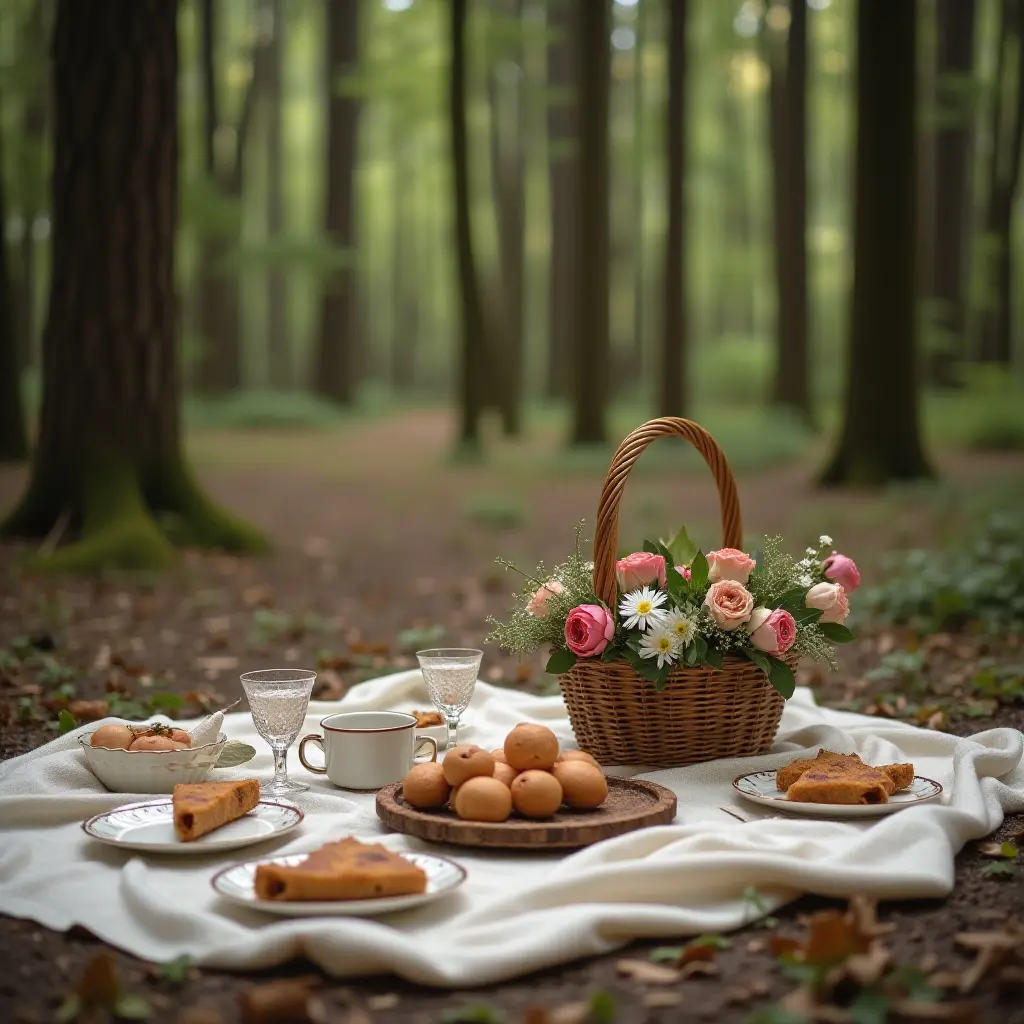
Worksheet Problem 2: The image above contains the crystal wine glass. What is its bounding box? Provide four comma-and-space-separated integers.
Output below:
241, 668, 316, 795
416, 648, 482, 751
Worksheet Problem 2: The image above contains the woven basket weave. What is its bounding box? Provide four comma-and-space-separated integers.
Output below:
559, 417, 791, 767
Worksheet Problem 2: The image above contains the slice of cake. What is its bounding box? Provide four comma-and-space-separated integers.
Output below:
253, 837, 427, 902
172, 779, 260, 842
786, 771, 891, 805
776, 749, 915, 800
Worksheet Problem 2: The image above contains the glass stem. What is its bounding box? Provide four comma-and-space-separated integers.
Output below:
272, 745, 289, 786
445, 715, 459, 750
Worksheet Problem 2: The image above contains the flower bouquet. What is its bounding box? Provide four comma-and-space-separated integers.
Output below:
485, 416, 861, 767
487, 524, 859, 697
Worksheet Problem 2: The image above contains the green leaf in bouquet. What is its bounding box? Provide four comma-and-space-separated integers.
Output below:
683, 642, 699, 666
775, 588, 810, 614
742, 648, 771, 676
625, 647, 662, 684
793, 606, 823, 625
653, 663, 672, 691
642, 539, 661, 556
705, 645, 723, 670
766, 657, 796, 699
545, 648, 578, 675
665, 562, 690, 601
215, 742, 257, 768
818, 622, 855, 644
689, 551, 709, 591
660, 524, 698, 568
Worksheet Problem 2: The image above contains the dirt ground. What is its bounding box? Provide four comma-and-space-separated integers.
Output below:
1, 411, 1023, 1023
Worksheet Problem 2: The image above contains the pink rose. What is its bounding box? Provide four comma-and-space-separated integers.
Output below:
674, 565, 691, 581
706, 547, 756, 584
805, 582, 850, 624
823, 553, 861, 594
564, 604, 615, 657
703, 580, 755, 631
527, 579, 564, 617
746, 607, 797, 657
616, 552, 667, 592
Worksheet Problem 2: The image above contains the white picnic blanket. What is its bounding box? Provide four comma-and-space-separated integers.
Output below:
1, 672, 1022, 988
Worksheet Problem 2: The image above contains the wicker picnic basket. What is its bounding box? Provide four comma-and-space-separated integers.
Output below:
558, 417, 793, 767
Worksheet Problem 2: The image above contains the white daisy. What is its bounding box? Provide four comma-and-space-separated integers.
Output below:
797, 558, 813, 569
619, 587, 668, 631
661, 607, 698, 646
805, 546, 817, 556
639, 626, 681, 668
819, 535, 833, 546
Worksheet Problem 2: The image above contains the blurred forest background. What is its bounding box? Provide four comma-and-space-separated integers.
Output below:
0, 0, 1023, 572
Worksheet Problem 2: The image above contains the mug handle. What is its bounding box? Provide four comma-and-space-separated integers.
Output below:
414, 736, 438, 763
298, 734, 327, 774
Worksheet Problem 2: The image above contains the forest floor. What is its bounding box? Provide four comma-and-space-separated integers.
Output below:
1, 409, 1024, 1024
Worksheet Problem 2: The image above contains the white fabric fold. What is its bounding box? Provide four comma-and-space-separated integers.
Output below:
1, 670, 1022, 988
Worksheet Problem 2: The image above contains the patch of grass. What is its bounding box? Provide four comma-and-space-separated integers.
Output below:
462, 493, 527, 530
184, 391, 348, 431
926, 367, 1024, 452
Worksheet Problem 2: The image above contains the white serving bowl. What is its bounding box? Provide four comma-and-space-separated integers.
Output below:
79, 733, 228, 794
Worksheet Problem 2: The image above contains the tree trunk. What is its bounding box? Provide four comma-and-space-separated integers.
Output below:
659, 0, 687, 418
571, 0, 610, 444
0, 107, 28, 462
315, 0, 361, 404
631, 0, 646, 386
767, 0, 810, 421
929, 0, 976, 385
488, 0, 525, 436
545, 0, 576, 401
14, 0, 50, 376
977, 0, 1023, 365
265, 0, 289, 389
391, 139, 417, 391
0, 0, 266, 570
821, 0, 933, 486
451, 0, 488, 449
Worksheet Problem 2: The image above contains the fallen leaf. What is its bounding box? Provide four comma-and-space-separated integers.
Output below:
243, 584, 275, 608
239, 977, 322, 1024
770, 935, 804, 958
926, 971, 963, 990
954, 928, 1022, 994
723, 986, 753, 1005
522, 1002, 591, 1024
615, 959, 679, 984
843, 944, 891, 986
888, 1000, 979, 1021
750, 978, 772, 996
93, 644, 111, 670
66, 700, 110, 723
747, 938, 767, 954
366, 994, 399, 1011
194, 656, 239, 675
919, 952, 939, 974
349, 641, 389, 656
848, 895, 896, 938
679, 961, 719, 980
978, 841, 1018, 859
804, 909, 873, 967
176, 1008, 226, 1024
641, 991, 682, 1008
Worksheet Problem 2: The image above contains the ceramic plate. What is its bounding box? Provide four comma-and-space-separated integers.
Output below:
82, 798, 303, 853
732, 770, 943, 819
211, 848, 467, 917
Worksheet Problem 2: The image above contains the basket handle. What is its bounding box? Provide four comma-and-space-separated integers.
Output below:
592, 417, 743, 609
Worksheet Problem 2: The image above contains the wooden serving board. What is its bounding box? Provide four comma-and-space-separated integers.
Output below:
375, 775, 678, 850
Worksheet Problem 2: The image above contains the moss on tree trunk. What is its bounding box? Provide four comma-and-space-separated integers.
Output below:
0, 0, 267, 572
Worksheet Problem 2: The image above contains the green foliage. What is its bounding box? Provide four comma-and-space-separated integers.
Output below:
56, 709, 77, 735
742, 885, 779, 928
184, 391, 349, 431
971, 661, 1024, 705
396, 625, 446, 651
462, 493, 527, 530
927, 368, 1024, 453
440, 1005, 505, 1024
863, 512, 1024, 632
980, 861, 1017, 879
152, 955, 194, 985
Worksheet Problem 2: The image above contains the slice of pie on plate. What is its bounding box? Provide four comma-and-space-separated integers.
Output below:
776, 749, 915, 803
172, 779, 260, 842
253, 837, 427, 901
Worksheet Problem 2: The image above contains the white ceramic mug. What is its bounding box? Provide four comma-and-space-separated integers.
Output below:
298, 711, 437, 790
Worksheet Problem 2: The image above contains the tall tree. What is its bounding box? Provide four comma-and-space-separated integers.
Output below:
13, 0, 50, 376
264, 0, 289, 389
821, 0, 933, 485
451, 0, 488, 448
977, 0, 1024, 365
571, 0, 610, 444
545, 0, 576, 400
0, 102, 28, 462
314, 0, 361, 404
659, 0, 688, 418
765, 0, 810, 421
631, 0, 647, 384
193, 0, 265, 395
488, 0, 526, 436
0, 0, 266, 570
929, 0, 976, 383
